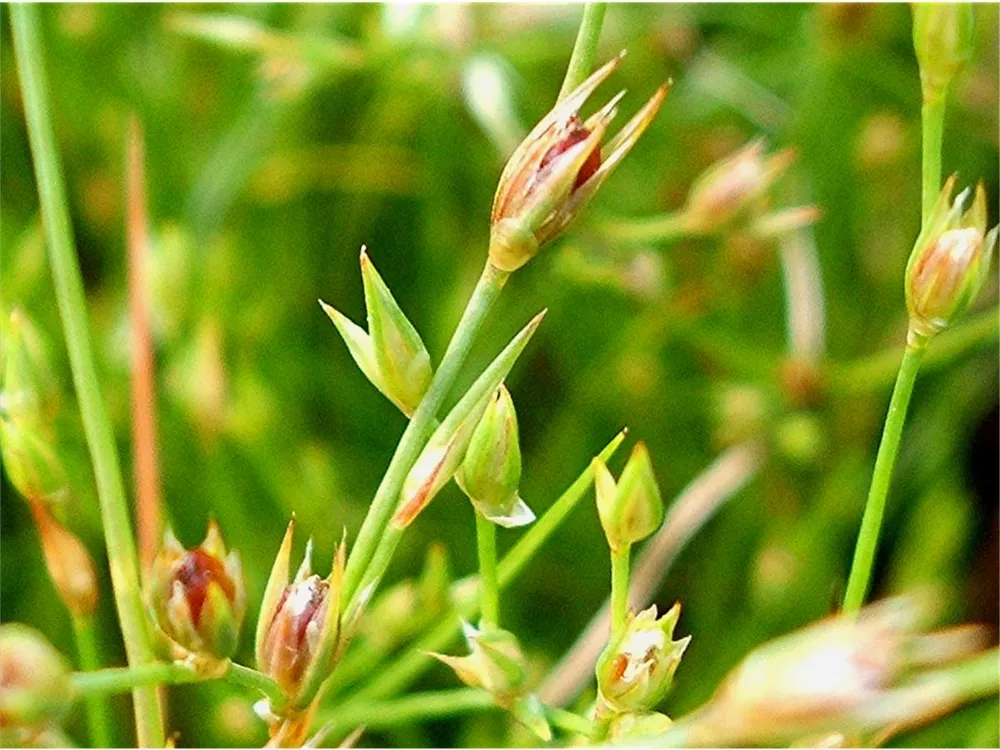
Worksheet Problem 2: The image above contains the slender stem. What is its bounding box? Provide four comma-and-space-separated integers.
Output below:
843, 340, 927, 613
315, 689, 494, 740
920, 90, 946, 224
341, 432, 626, 704
9, 7, 164, 745
224, 662, 286, 713
342, 262, 508, 608
545, 705, 596, 738
71, 662, 201, 696
558, 3, 608, 99
600, 212, 695, 245
72, 615, 114, 748
609, 545, 631, 635
475, 512, 500, 629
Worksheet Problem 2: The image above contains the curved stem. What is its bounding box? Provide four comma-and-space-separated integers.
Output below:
920, 89, 946, 224
10, 6, 164, 745
72, 615, 114, 748
843, 340, 927, 613
558, 3, 608, 99
224, 662, 286, 713
341, 262, 508, 608
475, 512, 500, 629
609, 545, 631, 636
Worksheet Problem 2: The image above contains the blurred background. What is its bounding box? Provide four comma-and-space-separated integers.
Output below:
1, 4, 997, 747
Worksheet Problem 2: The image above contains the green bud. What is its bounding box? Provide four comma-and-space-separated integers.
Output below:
510, 694, 553, 742
596, 603, 690, 713
912, 4, 974, 97
0, 624, 75, 733
429, 623, 527, 700
595, 443, 664, 552
905, 177, 997, 341
148, 521, 246, 661
320, 247, 432, 417
459, 385, 535, 528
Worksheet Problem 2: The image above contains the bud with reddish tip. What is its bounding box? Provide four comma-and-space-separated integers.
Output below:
148, 521, 246, 661
596, 603, 691, 714
905, 177, 997, 342
255, 520, 345, 710
489, 53, 669, 272
0, 624, 75, 737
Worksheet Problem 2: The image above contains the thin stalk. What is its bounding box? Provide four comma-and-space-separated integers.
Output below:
341, 262, 508, 607
610, 545, 630, 635
71, 662, 201, 696
475, 512, 500, 629
10, 6, 164, 745
315, 689, 494, 739
341, 431, 626, 704
600, 212, 694, 245
558, 3, 608, 99
72, 615, 113, 748
843, 340, 927, 613
545, 705, 596, 739
224, 662, 287, 713
920, 91, 946, 224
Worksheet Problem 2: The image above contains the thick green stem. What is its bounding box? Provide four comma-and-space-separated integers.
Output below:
9, 6, 164, 745
558, 3, 608, 99
610, 545, 631, 636
341, 262, 508, 608
843, 339, 927, 613
920, 89, 946, 225
72, 615, 113, 748
475, 512, 500, 629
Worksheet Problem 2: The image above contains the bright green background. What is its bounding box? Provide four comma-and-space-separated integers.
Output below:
2, 4, 997, 747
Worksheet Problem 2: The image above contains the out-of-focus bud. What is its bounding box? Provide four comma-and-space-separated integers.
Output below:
430, 624, 552, 740
607, 710, 674, 744
30, 500, 98, 617
463, 54, 522, 156
459, 385, 534, 528
489, 53, 668, 272
256, 520, 345, 710
905, 177, 997, 341
321, 247, 432, 417
166, 317, 227, 440
596, 603, 691, 713
595, 443, 664, 552
148, 522, 246, 662
393, 311, 545, 528
0, 624, 75, 735
912, 4, 974, 97
683, 140, 796, 234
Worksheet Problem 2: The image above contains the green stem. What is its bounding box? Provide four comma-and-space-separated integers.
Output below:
610, 545, 631, 635
843, 339, 927, 613
545, 705, 596, 738
72, 615, 113, 748
341, 262, 508, 608
476, 512, 500, 629
558, 3, 608, 99
600, 212, 695, 245
71, 662, 201, 696
341, 432, 626, 704
315, 689, 494, 739
920, 89, 946, 225
224, 662, 286, 713
9, 6, 164, 745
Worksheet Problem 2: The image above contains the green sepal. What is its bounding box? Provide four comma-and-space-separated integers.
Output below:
256, 519, 294, 669
510, 693, 552, 742
202, 581, 239, 659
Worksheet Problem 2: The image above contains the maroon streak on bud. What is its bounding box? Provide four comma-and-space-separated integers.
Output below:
175, 548, 237, 626
489, 52, 669, 272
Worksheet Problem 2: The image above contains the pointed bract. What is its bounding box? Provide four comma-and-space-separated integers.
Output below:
256, 519, 295, 668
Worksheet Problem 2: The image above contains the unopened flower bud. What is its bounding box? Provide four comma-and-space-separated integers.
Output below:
148, 522, 246, 661
683, 140, 796, 234
321, 247, 432, 417
905, 177, 997, 341
30, 500, 98, 617
256, 520, 345, 710
595, 442, 664, 552
430, 623, 527, 700
459, 385, 535, 528
489, 53, 668, 272
596, 603, 690, 713
0, 624, 75, 733
912, 4, 973, 97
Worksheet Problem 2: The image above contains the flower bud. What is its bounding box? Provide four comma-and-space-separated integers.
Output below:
595, 442, 664, 552
459, 385, 535, 528
596, 603, 690, 713
30, 500, 99, 617
683, 140, 796, 234
912, 4, 974, 97
489, 53, 668, 272
0, 624, 75, 734
320, 247, 432, 417
256, 520, 345, 710
148, 521, 246, 661
905, 177, 997, 341
430, 623, 527, 699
